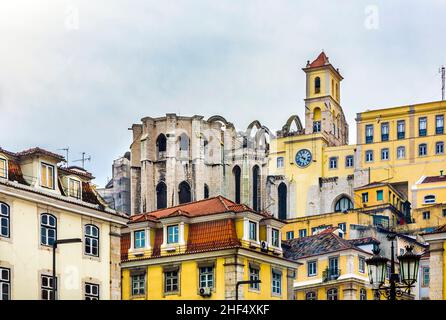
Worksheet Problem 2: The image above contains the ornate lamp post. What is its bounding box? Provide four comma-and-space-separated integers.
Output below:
365, 234, 421, 300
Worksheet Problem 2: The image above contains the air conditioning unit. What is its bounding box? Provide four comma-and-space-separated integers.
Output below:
260, 240, 268, 252
199, 287, 212, 297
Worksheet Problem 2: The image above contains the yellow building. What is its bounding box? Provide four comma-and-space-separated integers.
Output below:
421, 225, 446, 300
0, 147, 128, 300
283, 228, 374, 300
120, 196, 300, 300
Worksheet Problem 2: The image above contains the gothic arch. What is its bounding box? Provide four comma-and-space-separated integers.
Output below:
333, 194, 354, 212
278, 182, 287, 220
207, 115, 229, 125
282, 115, 303, 134
252, 165, 261, 212
156, 181, 167, 209
233, 165, 241, 204
178, 181, 191, 204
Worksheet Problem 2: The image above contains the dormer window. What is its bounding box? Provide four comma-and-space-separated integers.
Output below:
134, 230, 146, 249
248, 221, 257, 241
68, 177, 81, 199
167, 225, 179, 244
40, 163, 55, 189
271, 228, 280, 247
0, 158, 7, 179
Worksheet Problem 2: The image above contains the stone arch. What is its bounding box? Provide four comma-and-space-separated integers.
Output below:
252, 165, 261, 212
204, 183, 210, 199
333, 194, 354, 212
207, 115, 229, 125
233, 165, 241, 204
178, 181, 191, 204
156, 134, 167, 158
313, 107, 321, 121
156, 181, 167, 209
282, 115, 303, 134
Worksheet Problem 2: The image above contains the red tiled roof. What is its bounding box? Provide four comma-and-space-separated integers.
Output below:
58, 166, 94, 179
421, 175, 446, 184
130, 196, 264, 223
308, 51, 330, 68
186, 219, 241, 253
348, 237, 381, 246
15, 147, 65, 161
7, 160, 29, 185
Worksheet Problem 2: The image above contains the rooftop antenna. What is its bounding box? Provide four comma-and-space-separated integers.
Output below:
57, 147, 69, 167
440, 65, 445, 101
72, 152, 91, 169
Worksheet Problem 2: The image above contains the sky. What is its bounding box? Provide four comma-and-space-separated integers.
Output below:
1, 0, 446, 186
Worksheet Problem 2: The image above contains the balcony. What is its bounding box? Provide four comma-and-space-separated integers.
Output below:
419, 129, 427, 137
365, 136, 373, 144
381, 134, 389, 142
397, 131, 405, 139
436, 127, 444, 134
322, 267, 340, 282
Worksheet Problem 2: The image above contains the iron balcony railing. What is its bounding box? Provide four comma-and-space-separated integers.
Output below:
322, 267, 340, 282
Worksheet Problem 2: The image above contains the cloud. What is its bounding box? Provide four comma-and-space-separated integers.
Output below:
1, 0, 445, 185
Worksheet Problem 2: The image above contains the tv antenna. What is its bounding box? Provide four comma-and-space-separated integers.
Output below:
72, 152, 91, 169
440, 65, 445, 101
57, 147, 69, 167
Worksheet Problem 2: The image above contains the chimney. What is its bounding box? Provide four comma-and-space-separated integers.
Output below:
440, 170, 444, 177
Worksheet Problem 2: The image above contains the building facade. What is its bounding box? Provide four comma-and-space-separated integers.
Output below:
0, 147, 128, 300
120, 196, 299, 300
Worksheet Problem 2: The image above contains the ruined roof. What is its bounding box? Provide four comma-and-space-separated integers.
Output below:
348, 237, 380, 247
421, 175, 446, 184
308, 51, 330, 68
15, 147, 65, 161
283, 232, 368, 260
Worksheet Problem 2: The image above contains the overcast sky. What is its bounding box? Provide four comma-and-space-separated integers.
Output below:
1, 0, 445, 186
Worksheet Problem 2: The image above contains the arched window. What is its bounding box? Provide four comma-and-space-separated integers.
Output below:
178, 181, 191, 204
0, 202, 10, 238
252, 165, 261, 212
327, 288, 338, 300
278, 183, 287, 220
156, 134, 167, 159
85, 224, 99, 257
233, 166, 241, 204
156, 182, 167, 209
40, 213, 57, 246
179, 133, 190, 151
306, 291, 317, 300
334, 196, 353, 212
204, 184, 209, 199
315, 77, 321, 94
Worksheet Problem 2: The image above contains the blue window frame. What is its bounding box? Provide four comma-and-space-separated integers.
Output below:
167, 225, 179, 244
272, 270, 282, 295
298, 229, 307, 238
286, 231, 294, 240
134, 230, 145, 248
377, 190, 383, 201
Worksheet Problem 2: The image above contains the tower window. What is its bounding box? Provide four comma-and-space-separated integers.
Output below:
314, 77, 321, 94
313, 121, 321, 133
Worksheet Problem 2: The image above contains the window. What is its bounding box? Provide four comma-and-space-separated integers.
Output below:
271, 228, 280, 247
419, 117, 427, 136
362, 192, 369, 203
0, 158, 7, 179
306, 291, 317, 300
436, 115, 444, 134
436, 142, 444, 154
156, 134, 167, 159
327, 288, 338, 300
365, 150, 373, 162
422, 267, 430, 287
381, 148, 389, 160
276, 157, 284, 168
134, 230, 146, 249
233, 166, 241, 204
397, 120, 405, 139
424, 195, 436, 204
272, 270, 282, 295
381, 122, 389, 141
377, 190, 383, 201
179, 133, 189, 151
204, 184, 209, 199
365, 125, 373, 143
68, 178, 81, 199
167, 225, 179, 244
0, 202, 10, 238
422, 211, 431, 220
307, 261, 317, 277
85, 283, 99, 300
329, 157, 338, 169
397, 146, 406, 159
40, 163, 55, 189
248, 221, 257, 241
334, 197, 353, 212
178, 181, 191, 204
419, 143, 427, 156
165, 270, 179, 293
345, 155, 354, 168
329, 257, 339, 277
359, 256, 366, 273
41, 275, 56, 300
40, 214, 57, 246
314, 77, 321, 94
156, 182, 167, 209
443, 208, 446, 217
338, 223, 346, 233
131, 274, 145, 296
313, 121, 321, 133
199, 266, 214, 289
0, 267, 10, 300
360, 288, 367, 300
286, 231, 294, 240
249, 267, 260, 290
85, 224, 99, 257
298, 229, 307, 238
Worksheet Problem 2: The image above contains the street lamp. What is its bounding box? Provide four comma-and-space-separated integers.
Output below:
235, 279, 262, 300
52, 238, 82, 300
365, 233, 421, 300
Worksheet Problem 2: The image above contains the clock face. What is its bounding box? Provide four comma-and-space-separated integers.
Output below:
295, 149, 312, 167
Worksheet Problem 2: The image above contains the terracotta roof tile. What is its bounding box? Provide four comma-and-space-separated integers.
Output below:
348, 237, 380, 246
7, 160, 29, 185
186, 219, 241, 253
421, 175, 446, 184
15, 147, 65, 161
308, 51, 330, 68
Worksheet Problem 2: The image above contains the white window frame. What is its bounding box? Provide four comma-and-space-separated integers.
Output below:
40, 162, 55, 190
85, 282, 100, 300
67, 177, 82, 199
41, 274, 56, 300
249, 266, 260, 290
329, 157, 338, 169
131, 274, 145, 296
40, 213, 57, 246
359, 256, 366, 273
167, 224, 179, 244
365, 150, 373, 162
271, 270, 282, 295
381, 148, 389, 160
423, 195, 436, 204
271, 228, 280, 247
0, 267, 10, 300
164, 270, 179, 293
286, 231, 294, 240
0, 158, 7, 179
134, 230, 146, 249
397, 146, 406, 159
85, 224, 99, 257
436, 142, 444, 155
419, 144, 427, 156
0, 202, 10, 238
199, 266, 214, 289
345, 155, 354, 168
276, 157, 284, 168
248, 221, 258, 241
307, 260, 317, 277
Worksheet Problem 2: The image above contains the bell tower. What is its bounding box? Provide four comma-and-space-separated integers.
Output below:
302, 51, 348, 146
